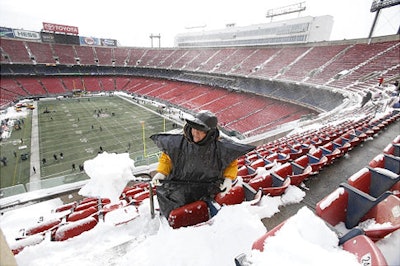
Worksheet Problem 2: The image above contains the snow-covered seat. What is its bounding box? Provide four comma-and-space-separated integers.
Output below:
369, 153, 400, 175
320, 142, 341, 164
347, 167, 400, 198
272, 162, 312, 186
247, 171, 290, 197
315, 183, 400, 241
242, 217, 387, 266
294, 150, 328, 174
237, 165, 257, 182
168, 200, 209, 229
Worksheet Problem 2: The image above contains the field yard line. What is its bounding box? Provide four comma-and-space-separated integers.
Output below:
28, 101, 41, 191
117, 95, 161, 117
117, 95, 185, 128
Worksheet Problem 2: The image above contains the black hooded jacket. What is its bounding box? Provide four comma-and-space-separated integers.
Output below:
150, 124, 255, 217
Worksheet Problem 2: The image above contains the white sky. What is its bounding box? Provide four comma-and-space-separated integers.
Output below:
0, 0, 399, 47
0, 0, 400, 47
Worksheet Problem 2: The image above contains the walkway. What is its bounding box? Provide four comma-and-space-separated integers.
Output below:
29, 101, 41, 191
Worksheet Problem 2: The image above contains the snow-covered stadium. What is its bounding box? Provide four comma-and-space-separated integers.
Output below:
1, 0, 399, 265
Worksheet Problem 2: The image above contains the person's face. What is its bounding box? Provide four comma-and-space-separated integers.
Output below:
191, 128, 207, 143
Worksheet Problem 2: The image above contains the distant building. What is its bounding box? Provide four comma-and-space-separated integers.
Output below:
175, 15, 333, 48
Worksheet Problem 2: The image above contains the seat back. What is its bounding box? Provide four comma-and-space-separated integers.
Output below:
316, 187, 348, 226
168, 200, 209, 229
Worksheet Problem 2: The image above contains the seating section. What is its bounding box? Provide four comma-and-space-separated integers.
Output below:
1, 39, 32, 64
182, 49, 218, 71
26, 42, 55, 64
94, 47, 113, 66
2, 38, 398, 87
16, 77, 47, 95
315, 134, 400, 241
61, 77, 85, 91
0, 78, 29, 97
281, 44, 349, 81
113, 47, 130, 66
40, 77, 67, 94
235, 114, 399, 266
0, 78, 29, 104
196, 48, 237, 72
252, 46, 311, 78
1, 37, 399, 133
81, 77, 102, 91
52, 44, 76, 65
74, 46, 96, 65
238, 112, 400, 197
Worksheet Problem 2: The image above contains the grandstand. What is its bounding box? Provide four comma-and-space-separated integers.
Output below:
0, 0, 398, 214
1, 34, 399, 131
1, 29, 399, 196
0, 1, 400, 263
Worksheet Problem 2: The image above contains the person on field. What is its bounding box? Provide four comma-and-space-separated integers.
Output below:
150, 110, 254, 218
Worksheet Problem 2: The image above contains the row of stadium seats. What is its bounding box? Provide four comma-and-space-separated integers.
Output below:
236, 111, 400, 194
240, 134, 400, 266
1, 38, 398, 90
315, 134, 400, 241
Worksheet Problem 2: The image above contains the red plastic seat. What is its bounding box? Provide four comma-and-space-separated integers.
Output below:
54, 216, 98, 241
248, 173, 290, 197
369, 153, 400, 175
294, 152, 327, 174
320, 142, 341, 164
272, 162, 312, 186
341, 234, 387, 265
67, 206, 98, 222
347, 167, 400, 198
25, 218, 62, 236
237, 165, 257, 182
215, 185, 245, 206
168, 201, 210, 229
316, 184, 400, 241
250, 219, 387, 266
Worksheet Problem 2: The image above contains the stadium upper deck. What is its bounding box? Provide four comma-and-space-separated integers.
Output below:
1, 34, 399, 137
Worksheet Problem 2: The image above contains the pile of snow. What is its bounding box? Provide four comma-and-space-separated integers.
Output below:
79, 152, 136, 203
0, 104, 30, 121
0, 105, 30, 140
1, 150, 399, 266
247, 207, 360, 266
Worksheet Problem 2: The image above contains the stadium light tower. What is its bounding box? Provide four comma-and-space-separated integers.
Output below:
265, 2, 306, 22
150, 34, 161, 48
368, 0, 400, 41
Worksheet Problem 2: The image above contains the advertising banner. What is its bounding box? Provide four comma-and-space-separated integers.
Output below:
80, 36, 101, 46
0, 27, 15, 38
101, 38, 117, 47
13, 29, 41, 40
41, 32, 55, 43
42, 22, 79, 35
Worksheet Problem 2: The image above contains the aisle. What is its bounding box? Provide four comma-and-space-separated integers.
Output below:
28, 101, 41, 190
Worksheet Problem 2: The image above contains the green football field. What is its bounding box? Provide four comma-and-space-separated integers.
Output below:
0, 95, 180, 195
